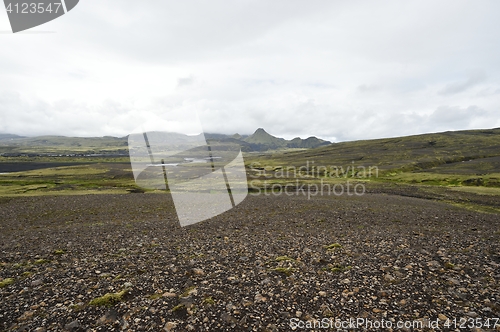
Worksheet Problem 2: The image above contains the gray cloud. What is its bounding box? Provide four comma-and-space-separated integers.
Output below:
428, 105, 487, 128
438, 72, 486, 95
1, 0, 500, 141
357, 84, 381, 93
177, 76, 195, 87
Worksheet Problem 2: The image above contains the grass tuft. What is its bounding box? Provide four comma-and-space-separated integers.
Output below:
275, 256, 294, 262
0, 278, 15, 288
271, 267, 296, 276
324, 243, 342, 250
203, 296, 215, 305
89, 289, 128, 306
172, 304, 186, 312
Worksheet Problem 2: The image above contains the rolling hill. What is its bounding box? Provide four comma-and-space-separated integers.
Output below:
249, 128, 500, 187
0, 129, 331, 155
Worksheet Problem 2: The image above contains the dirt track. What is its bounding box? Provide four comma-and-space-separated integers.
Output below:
1, 192, 499, 331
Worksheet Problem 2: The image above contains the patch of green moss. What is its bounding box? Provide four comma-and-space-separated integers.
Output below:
324, 243, 342, 250
328, 265, 352, 273
148, 293, 162, 300
12, 262, 31, 268
112, 274, 123, 281
180, 286, 197, 298
275, 256, 294, 262
0, 278, 15, 288
271, 267, 295, 276
69, 303, 84, 312
203, 296, 215, 305
172, 304, 186, 312
53, 249, 66, 255
89, 289, 128, 306
444, 262, 455, 269
34, 259, 50, 265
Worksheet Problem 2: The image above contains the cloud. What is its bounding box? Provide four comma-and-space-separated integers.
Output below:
438, 72, 486, 95
427, 105, 489, 130
357, 84, 381, 93
1, 1, 500, 141
177, 76, 195, 87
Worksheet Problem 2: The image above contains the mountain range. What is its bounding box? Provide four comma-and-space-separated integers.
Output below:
0, 129, 331, 155
206, 128, 331, 151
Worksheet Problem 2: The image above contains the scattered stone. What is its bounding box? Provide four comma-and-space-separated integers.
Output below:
221, 312, 237, 324
64, 320, 80, 331
164, 321, 177, 331
17, 311, 35, 322
255, 293, 267, 303
466, 311, 478, 318
31, 279, 43, 287
384, 273, 395, 282
98, 310, 120, 325
1, 193, 499, 331
438, 314, 448, 321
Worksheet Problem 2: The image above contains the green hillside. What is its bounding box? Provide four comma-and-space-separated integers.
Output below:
244, 128, 287, 147
0, 135, 128, 155
243, 128, 331, 150
248, 128, 500, 187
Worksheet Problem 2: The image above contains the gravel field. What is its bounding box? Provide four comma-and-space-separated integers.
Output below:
1, 192, 499, 331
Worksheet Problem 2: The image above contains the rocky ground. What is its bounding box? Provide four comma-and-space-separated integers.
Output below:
0, 192, 499, 331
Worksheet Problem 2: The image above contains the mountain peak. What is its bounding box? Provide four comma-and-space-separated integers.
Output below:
244, 128, 285, 146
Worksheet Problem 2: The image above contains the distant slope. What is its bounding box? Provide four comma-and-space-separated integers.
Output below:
287, 136, 331, 149
0, 134, 25, 140
0, 135, 128, 155
243, 128, 331, 151
244, 128, 287, 149
207, 129, 331, 151
0, 129, 331, 155
251, 128, 500, 175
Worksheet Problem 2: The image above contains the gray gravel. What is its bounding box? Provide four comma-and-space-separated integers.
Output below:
0, 193, 499, 331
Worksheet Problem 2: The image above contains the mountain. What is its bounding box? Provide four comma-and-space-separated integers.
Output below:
0, 134, 25, 140
204, 129, 331, 152
0, 129, 331, 155
287, 136, 331, 149
0, 135, 128, 156
243, 128, 287, 148
243, 128, 331, 151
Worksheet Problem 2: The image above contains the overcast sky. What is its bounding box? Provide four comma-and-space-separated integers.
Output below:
1, 0, 500, 142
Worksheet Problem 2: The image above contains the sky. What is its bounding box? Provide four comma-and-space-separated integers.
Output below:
1, 0, 500, 142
